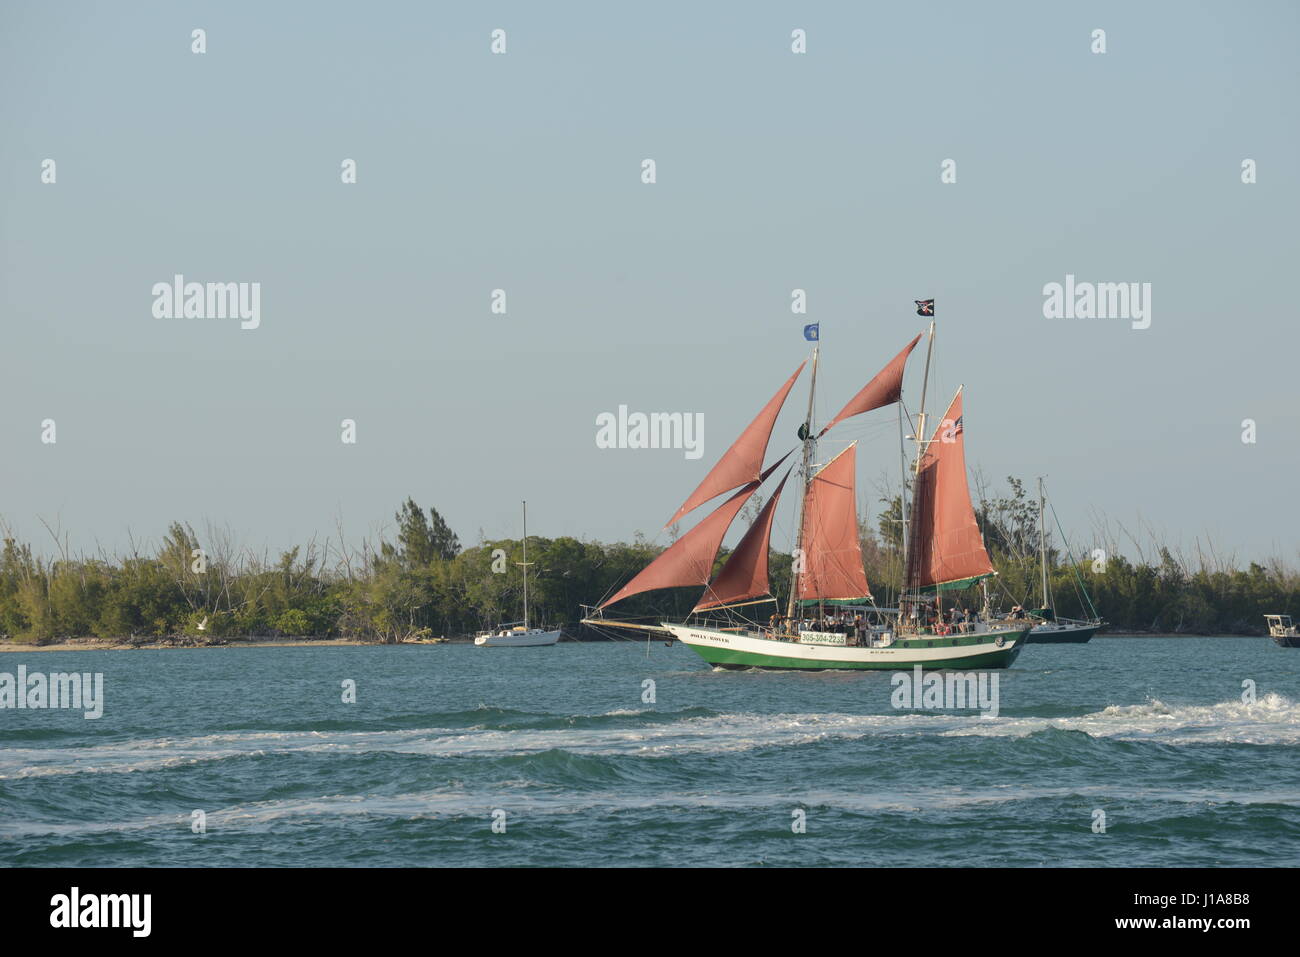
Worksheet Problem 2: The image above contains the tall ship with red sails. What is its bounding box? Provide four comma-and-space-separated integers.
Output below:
582, 318, 1031, 670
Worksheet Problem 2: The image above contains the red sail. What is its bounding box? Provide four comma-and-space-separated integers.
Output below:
796, 443, 872, 601
665, 361, 805, 527
818, 334, 922, 437
905, 388, 994, 591
600, 481, 759, 610
694, 467, 792, 611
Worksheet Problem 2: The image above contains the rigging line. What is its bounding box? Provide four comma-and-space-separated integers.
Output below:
993, 572, 1023, 609
899, 398, 918, 437
1049, 500, 1100, 620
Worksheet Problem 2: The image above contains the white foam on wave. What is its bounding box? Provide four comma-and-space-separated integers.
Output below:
944, 692, 1300, 745
5, 780, 1298, 841
0, 712, 939, 779
2, 694, 1296, 780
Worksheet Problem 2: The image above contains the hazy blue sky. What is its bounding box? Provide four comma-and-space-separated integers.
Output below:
2, 1, 1297, 567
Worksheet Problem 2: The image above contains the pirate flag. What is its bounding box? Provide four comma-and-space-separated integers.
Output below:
915, 299, 934, 317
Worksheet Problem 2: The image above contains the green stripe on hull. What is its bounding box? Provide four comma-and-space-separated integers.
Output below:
686, 642, 1024, 671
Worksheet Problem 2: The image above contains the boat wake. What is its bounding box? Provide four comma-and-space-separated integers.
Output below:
945, 692, 1300, 745
1, 694, 1295, 782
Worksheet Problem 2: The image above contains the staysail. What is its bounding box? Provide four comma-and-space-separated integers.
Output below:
665, 361, 805, 527
694, 467, 792, 611
905, 388, 994, 591
818, 334, 922, 437
795, 443, 871, 602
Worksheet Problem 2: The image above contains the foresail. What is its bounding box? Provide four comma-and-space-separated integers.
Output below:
905, 388, 995, 591
600, 481, 760, 611
818, 333, 922, 438
665, 361, 805, 528
694, 467, 792, 611
795, 443, 872, 602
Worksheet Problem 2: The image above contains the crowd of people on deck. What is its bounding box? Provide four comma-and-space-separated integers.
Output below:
767, 611, 873, 645
760, 603, 989, 644
904, 602, 978, 636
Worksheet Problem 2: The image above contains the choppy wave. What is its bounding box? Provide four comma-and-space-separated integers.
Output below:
944, 692, 1300, 745
4, 777, 1298, 844
3, 695, 1296, 782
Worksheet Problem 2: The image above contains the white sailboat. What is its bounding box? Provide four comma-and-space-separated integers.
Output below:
474, 502, 561, 647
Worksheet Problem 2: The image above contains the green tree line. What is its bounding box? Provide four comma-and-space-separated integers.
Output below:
1, 483, 1296, 644
862, 477, 1300, 635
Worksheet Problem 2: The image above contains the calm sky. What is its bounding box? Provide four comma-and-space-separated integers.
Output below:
2, 1, 1297, 567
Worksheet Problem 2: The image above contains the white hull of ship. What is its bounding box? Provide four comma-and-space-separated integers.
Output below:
663, 622, 1028, 670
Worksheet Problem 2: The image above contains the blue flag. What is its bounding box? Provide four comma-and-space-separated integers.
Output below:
803, 323, 819, 341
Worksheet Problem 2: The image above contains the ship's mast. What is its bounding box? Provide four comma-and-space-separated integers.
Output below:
902, 320, 937, 627
518, 501, 533, 629
785, 344, 819, 625
1038, 478, 1050, 611
897, 399, 909, 596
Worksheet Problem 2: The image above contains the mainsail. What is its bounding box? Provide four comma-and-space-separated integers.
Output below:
818, 334, 922, 437
904, 388, 994, 591
795, 443, 871, 602
665, 361, 805, 527
694, 467, 792, 611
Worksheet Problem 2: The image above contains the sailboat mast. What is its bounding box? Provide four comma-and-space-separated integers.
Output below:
902, 320, 936, 621
913, 320, 937, 479
1038, 478, 1049, 611
785, 344, 820, 623
521, 501, 529, 629
897, 399, 909, 589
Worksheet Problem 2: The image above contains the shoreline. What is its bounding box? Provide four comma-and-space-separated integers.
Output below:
0, 637, 471, 652
0, 632, 1269, 652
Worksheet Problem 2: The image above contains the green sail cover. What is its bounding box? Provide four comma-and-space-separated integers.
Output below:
797, 597, 873, 607
916, 572, 994, 593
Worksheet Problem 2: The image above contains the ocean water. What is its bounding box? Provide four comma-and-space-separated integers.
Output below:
1, 637, 1298, 867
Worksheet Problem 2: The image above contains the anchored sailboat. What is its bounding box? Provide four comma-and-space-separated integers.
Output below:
1025, 478, 1106, 643
475, 502, 561, 647
582, 319, 1030, 670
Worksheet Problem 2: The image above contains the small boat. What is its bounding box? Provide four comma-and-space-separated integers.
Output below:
583, 316, 1030, 670
1027, 614, 1103, 644
474, 622, 560, 647
1266, 615, 1300, 648
474, 502, 561, 648
1025, 477, 1105, 644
